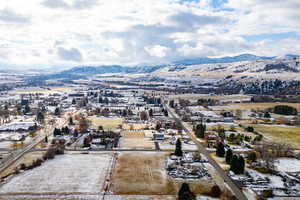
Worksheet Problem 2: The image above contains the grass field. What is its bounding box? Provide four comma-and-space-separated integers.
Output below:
168, 94, 251, 101
112, 152, 172, 195
250, 124, 300, 148
0, 153, 113, 195
112, 153, 219, 196
89, 117, 123, 130
9, 87, 76, 95
213, 102, 300, 111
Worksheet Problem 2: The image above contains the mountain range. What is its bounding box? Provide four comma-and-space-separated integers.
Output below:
60, 54, 275, 75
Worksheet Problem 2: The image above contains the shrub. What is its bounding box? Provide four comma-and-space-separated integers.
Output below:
19, 163, 26, 170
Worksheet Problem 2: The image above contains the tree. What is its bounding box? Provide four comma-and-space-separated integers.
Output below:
230, 155, 245, 174
264, 112, 271, 118
209, 185, 222, 198
238, 156, 245, 174
195, 123, 206, 138
73, 129, 79, 137
140, 111, 148, 121
178, 183, 195, 200
274, 105, 297, 115
225, 149, 233, 164
175, 138, 183, 157
148, 109, 153, 118
169, 100, 175, 108
78, 116, 90, 133
164, 109, 168, 117
216, 142, 225, 157
83, 137, 91, 148
53, 128, 61, 137
72, 98, 76, 105
54, 107, 60, 116
230, 155, 239, 174
69, 117, 74, 125
36, 112, 44, 123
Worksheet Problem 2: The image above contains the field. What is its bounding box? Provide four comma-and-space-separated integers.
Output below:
9, 86, 76, 95
111, 153, 218, 196
0, 153, 113, 195
168, 94, 251, 101
0, 152, 44, 179
213, 102, 300, 111
89, 117, 123, 130
120, 131, 154, 149
111, 152, 173, 195
250, 124, 300, 147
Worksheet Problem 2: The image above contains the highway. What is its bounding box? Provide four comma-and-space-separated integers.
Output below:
163, 102, 248, 200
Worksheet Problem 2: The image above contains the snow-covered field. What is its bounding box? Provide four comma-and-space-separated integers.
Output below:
275, 158, 300, 172
0, 153, 113, 194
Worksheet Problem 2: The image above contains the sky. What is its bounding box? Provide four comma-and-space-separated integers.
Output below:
0, 0, 300, 69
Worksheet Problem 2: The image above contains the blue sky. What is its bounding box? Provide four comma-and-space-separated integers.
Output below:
0, 0, 300, 68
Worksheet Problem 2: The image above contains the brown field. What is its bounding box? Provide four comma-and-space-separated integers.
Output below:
120, 138, 154, 149
122, 123, 150, 130
89, 117, 123, 130
112, 153, 219, 196
250, 124, 300, 148
121, 131, 145, 137
214, 102, 300, 111
168, 94, 250, 101
112, 152, 172, 195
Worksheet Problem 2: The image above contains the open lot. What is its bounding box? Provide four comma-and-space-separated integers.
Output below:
89, 117, 123, 130
111, 152, 173, 195
120, 131, 154, 149
111, 152, 219, 196
0, 153, 113, 195
250, 124, 300, 148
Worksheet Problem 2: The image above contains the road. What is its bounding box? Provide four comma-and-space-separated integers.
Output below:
163, 102, 248, 200
0, 111, 74, 173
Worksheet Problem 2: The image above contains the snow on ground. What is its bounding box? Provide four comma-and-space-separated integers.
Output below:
0, 153, 113, 194
275, 158, 300, 172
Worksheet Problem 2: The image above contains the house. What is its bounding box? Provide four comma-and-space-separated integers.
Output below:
153, 133, 165, 141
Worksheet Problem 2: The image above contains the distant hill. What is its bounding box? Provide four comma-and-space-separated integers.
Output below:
173, 54, 274, 66
59, 54, 274, 76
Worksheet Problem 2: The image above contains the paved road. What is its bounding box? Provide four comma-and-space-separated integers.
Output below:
163, 102, 248, 200
0, 111, 73, 173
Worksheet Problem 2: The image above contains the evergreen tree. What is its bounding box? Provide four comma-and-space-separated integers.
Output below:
72, 98, 76, 105
216, 142, 225, 157
238, 156, 245, 174
178, 183, 195, 200
169, 100, 175, 108
54, 107, 60, 116
230, 154, 239, 174
195, 123, 206, 138
69, 117, 74, 125
164, 110, 168, 117
225, 149, 233, 164
149, 108, 153, 118
73, 129, 79, 137
175, 138, 183, 157
36, 112, 44, 123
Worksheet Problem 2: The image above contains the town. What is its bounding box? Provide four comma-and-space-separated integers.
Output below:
0, 80, 299, 200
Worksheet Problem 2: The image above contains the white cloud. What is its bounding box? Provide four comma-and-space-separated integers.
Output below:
144, 45, 169, 57
0, 0, 299, 69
